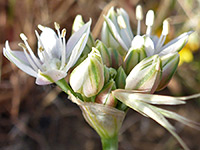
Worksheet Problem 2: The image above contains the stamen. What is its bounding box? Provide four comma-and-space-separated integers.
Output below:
20, 33, 43, 70
54, 22, 62, 55
136, 5, 143, 35
162, 19, 169, 36
136, 5, 143, 20
155, 19, 170, 51
61, 28, 67, 69
145, 10, 154, 36
39, 46, 44, 52
20, 33, 27, 41
35, 30, 51, 68
54, 22, 60, 30
18, 43, 38, 71
61, 28, 66, 38
117, 15, 127, 29
117, 15, 132, 44
38, 24, 45, 31
35, 30, 45, 48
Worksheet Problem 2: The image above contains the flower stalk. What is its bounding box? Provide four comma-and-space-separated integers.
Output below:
101, 135, 118, 150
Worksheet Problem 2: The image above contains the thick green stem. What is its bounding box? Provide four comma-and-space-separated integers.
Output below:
101, 135, 118, 150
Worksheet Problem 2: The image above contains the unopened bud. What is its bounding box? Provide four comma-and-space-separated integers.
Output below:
124, 35, 147, 74
70, 48, 104, 97
103, 66, 117, 84
108, 48, 123, 69
115, 67, 127, 89
157, 52, 179, 91
95, 40, 112, 67
95, 80, 117, 107
125, 55, 162, 93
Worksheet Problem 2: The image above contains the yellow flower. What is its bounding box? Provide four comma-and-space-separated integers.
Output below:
179, 47, 193, 65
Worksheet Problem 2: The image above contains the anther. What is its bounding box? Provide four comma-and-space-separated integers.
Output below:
145, 10, 154, 36
54, 22, 60, 30
145, 10, 154, 26
162, 19, 170, 36
136, 5, 143, 21
136, 5, 143, 35
18, 43, 27, 49
39, 46, 44, 52
117, 15, 127, 29
61, 28, 67, 38
20, 33, 27, 41
38, 24, 45, 31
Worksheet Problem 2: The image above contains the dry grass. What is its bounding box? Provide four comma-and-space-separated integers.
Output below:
0, 0, 200, 150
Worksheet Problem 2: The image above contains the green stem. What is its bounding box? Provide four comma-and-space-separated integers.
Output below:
101, 135, 118, 150
56, 78, 83, 100
55, 78, 73, 94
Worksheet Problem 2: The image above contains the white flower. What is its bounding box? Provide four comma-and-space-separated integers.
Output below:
3, 20, 91, 85
102, 6, 192, 57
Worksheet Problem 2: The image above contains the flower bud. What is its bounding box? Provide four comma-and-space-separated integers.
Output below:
95, 40, 111, 67
108, 47, 123, 69
115, 67, 127, 89
102, 7, 133, 56
70, 48, 104, 97
124, 35, 147, 74
103, 66, 117, 84
156, 52, 179, 91
125, 55, 162, 93
95, 80, 117, 107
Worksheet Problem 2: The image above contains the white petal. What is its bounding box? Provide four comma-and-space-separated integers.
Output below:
36, 69, 67, 85
153, 106, 200, 130
64, 33, 87, 72
66, 20, 91, 60
144, 36, 155, 56
101, 22, 121, 50
151, 35, 159, 46
69, 59, 89, 92
3, 41, 37, 77
113, 89, 190, 150
117, 8, 134, 40
104, 16, 129, 51
38, 27, 61, 60
125, 55, 161, 92
131, 35, 144, 49
159, 31, 192, 55
113, 89, 186, 105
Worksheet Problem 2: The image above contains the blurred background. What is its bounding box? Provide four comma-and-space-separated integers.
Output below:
0, 0, 200, 149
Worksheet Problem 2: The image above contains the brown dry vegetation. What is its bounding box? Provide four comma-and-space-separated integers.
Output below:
0, 0, 200, 150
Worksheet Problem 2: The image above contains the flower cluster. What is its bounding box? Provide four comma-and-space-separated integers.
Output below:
3, 5, 200, 150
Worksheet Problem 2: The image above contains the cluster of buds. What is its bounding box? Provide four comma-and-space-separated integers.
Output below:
68, 6, 199, 149
3, 4, 200, 150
